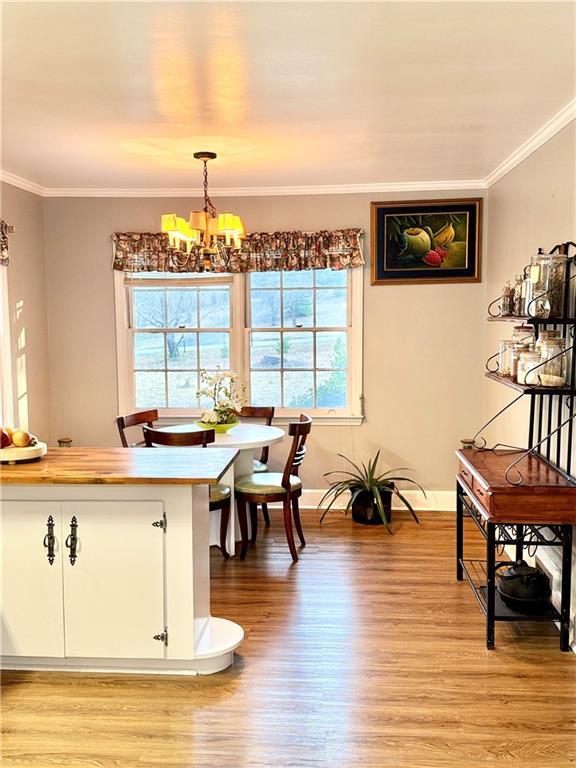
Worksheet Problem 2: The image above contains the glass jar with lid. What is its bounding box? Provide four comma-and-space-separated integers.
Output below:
498, 340, 515, 377
512, 324, 535, 346
511, 342, 530, 381
535, 328, 561, 353
517, 350, 543, 386
539, 337, 567, 387
526, 249, 568, 319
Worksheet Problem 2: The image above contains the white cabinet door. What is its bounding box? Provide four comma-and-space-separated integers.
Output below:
62, 501, 165, 659
1, 502, 65, 657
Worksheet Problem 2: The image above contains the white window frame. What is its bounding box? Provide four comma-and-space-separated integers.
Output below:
0, 267, 14, 425
114, 268, 364, 425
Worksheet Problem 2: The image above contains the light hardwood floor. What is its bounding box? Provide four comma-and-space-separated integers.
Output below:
2, 511, 575, 768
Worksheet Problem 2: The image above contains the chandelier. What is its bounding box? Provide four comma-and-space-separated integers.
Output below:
161, 151, 245, 254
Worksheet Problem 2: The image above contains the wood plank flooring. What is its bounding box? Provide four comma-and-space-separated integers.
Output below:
2, 511, 576, 767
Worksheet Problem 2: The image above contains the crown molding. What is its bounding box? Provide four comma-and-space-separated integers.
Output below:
38, 179, 487, 198
0, 170, 46, 196
2, 99, 574, 198
484, 98, 576, 188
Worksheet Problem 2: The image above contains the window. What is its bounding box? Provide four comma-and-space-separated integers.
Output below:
249, 270, 349, 409
115, 268, 362, 422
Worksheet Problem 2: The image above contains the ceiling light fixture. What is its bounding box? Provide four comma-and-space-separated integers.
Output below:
161, 151, 245, 254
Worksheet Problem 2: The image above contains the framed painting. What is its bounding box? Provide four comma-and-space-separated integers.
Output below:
370, 198, 482, 285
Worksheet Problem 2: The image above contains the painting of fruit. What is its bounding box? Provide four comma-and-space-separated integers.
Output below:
371, 199, 482, 285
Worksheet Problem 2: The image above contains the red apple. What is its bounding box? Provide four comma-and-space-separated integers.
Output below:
0, 429, 11, 448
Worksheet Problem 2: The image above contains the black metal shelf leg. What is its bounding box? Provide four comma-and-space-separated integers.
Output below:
560, 524, 573, 652
456, 484, 464, 581
515, 524, 524, 562
486, 523, 496, 649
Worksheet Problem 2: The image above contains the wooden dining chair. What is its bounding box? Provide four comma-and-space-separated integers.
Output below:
234, 414, 312, 563
142, 426, 232, 559
239, 405, 275, 527
116, 409, 158, 448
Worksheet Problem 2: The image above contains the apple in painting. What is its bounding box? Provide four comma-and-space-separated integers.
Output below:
0, 429, 12, 448
12, 429, 32, 448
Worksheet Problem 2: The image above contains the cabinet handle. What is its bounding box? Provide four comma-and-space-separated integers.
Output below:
65, 516, 78, 565
43, 515, 55, 565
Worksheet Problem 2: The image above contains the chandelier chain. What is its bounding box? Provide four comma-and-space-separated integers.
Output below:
202, 160, 217, 218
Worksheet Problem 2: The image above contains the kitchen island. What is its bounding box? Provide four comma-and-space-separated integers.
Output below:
0, 447, 243, 675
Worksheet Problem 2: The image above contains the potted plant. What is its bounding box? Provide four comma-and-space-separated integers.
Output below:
319, 451, 424, 532
196, 369, 246, 433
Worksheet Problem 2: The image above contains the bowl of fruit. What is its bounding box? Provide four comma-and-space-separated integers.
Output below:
0, 428, 47, 464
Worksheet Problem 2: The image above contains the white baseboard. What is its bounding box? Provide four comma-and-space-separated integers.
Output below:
274, 488, 456, 512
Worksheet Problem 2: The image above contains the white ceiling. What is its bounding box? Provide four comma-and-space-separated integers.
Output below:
2, 1, 575, 192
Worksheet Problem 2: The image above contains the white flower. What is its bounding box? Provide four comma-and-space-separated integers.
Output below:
200, 409, 218, 424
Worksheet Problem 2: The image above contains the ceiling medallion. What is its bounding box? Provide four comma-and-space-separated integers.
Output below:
161, 151, 245, 255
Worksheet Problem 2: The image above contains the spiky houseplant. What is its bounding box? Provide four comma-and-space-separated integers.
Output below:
319, 451, 424, 532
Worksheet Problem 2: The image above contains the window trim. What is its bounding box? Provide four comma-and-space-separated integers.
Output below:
114, 269, 364, 423
0, 267, 14, 425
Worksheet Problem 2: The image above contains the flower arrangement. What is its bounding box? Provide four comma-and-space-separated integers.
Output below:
196, 369, 246, 431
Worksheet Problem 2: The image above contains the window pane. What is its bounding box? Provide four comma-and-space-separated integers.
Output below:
250, 332, 281, 369
166, 333, 197, 369
167, 371, 198, 408
199, 288, 230, 328
316, 269, 347, 287
251, 290, 281, 327
251, 272, 281, 288
316, 371, 347, 407
199, 332, 230, 369
167, 289, 197, 328
316, 332, 347, 369
283, 371, 314, 408
251, 371, 281, 406
133, 288, 165, 329
283, 271, 313, 288
134, 332, 165, 369
283, 290, 313, 328
283, 332, 313, 369
316, 288, 347, 327
135, 371, 166, 407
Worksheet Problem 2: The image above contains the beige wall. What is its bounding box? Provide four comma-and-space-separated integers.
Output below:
4, 119, 574, 493
42, 190, 487, 491
0, 182, 50, 438
483, 123, 576, 447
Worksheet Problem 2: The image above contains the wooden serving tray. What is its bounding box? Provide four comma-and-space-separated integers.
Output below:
0, 441, 47, 464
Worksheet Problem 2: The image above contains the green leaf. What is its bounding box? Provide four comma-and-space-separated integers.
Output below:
373, 487, 392, 533
392, 488, 420, 523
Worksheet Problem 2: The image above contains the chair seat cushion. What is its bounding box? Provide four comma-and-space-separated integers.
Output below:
210, 483, 231, 503
253, 459, 268, 473
235, 472, 302, 496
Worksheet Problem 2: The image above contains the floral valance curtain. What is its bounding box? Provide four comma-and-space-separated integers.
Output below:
112, 229, 364, 273
0, 220, 10, 267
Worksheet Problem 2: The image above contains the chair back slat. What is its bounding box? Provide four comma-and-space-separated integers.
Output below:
281, 414, 312, 487
143, 427, 215, 448
240, 405, 275, 464
116, 409, 159, 447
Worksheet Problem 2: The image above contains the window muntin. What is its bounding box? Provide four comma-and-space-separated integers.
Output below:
248, 269, 349, 409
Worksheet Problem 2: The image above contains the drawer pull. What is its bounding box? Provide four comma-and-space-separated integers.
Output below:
43, 515, 55, 565
65, 516, 78, 565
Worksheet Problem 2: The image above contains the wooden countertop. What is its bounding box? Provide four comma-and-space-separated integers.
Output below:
0, 447, 238, 485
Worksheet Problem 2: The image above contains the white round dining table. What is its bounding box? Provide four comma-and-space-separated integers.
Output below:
159, 422, 285, 477
158, 422, 286, 554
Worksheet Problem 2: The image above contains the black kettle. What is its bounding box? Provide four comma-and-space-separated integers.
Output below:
496, 560, 551, 613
